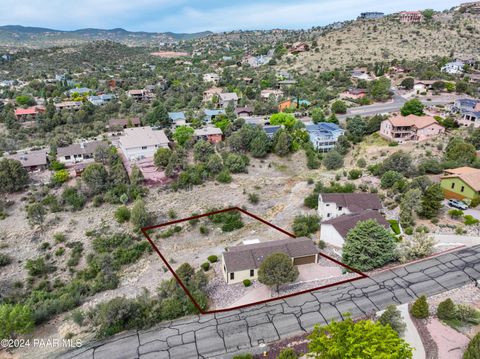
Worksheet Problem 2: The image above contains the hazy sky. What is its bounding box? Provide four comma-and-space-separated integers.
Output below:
0, 0, 461, 33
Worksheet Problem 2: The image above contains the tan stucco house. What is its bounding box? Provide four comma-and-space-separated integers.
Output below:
222, 237, 319, 284
379, 115, 445, 144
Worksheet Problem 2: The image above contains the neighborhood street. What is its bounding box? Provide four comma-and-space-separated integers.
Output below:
58, 245, 480, 359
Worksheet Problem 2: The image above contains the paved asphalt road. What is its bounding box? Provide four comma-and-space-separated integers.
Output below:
58, 245, 480, 359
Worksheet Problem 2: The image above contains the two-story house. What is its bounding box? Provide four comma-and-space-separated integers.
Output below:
379, 115, 445, 143
306, 122, 345, 152
440, 167, 480, 202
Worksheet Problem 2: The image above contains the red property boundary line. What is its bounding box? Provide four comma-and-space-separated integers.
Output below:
141, 207, 369, 314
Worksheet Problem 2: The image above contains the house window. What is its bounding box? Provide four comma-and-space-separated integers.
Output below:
325, 203, 330, 207
461, 186, 465, 193
65, 155, 71, 160
451, 183, 455, 189
250, 269, 254, 277
327, 213, 331, 218
230, 272, 234, 280
141, 146, 147, 150
338, 206, 343, 211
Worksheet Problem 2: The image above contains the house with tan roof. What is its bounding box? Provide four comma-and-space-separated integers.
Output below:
440, 167, 480, 201
194, 127, 223, 144
118, 126, 169, 161
203, 87, 223, 103
379, 114, 445, 143
222, 237, 319, 284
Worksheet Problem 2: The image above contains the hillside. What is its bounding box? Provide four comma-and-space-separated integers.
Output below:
277, 11, 480, 72
0, 25, 212, 48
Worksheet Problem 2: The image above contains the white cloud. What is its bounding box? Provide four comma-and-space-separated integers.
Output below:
0, 0, 461, 32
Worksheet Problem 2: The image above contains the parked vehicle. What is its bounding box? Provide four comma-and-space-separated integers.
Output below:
448, 199, 468, 210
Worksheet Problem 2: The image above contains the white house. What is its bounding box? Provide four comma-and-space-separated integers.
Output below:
57, 140, 107, 164
118, 126, 169, 161
318, 193, 383, 220
320, 211, 391, 247
203, 73, 220, 84
441, 61, 465, 75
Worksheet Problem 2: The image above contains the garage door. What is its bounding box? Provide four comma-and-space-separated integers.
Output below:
293, 255, 316, 265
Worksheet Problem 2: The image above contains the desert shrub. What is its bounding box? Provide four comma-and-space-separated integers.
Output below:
0, 253, 12, 267
448, 209, 464, 219
201, 262, 210, 271
209, 210, 244, 232
71, 309, 85, 326
66, 242, 84, 267
348, 169, 362, 180
292, 215, 320, 237
114, 206, 131, 223
378, 305, 406, 336
397, 232, 436, 263
243, 279, 252, 287
53, 232, 66, 243
248, 193, 259, 204
456, 304, 480, 325
25, 257, 55, 277
463, 332, 480, 359
207, 255, 218, 263
216, 170, 232, 183
317, 240, 326, 250
304, 193, 319, 209
464, 215, 479, 226
232, 354, 253, 359
199, 225, 209, 235
277, 348, 298, 359
437, 298, 455, 320
55, 247, 65, 256
410, 295, 429, 319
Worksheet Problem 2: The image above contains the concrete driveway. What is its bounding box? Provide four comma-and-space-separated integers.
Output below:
297, 263, 342, 282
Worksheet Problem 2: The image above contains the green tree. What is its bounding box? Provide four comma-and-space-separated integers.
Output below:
225, 153, 248, 173
422, 9, 434, 20
368, 77, 392, 102
82, 163, 110, 195
346, 116, 367, 143
115, 206, 131, 223
311, 108, 325, 124
400, 77, 415, 90
258, 252, 299, 293
131, 199, 150, 229
0, 158, 29, 193
468, 128, 480, 150
0, 304, 34, 339
444, 137, 476, 166
308, 314, 412, 358
193, 140, 214, 163
52, 169, 69, 185
381, 170, 404, 189
418, 184, 443, 219
206, 154, 223, 174
437, 298, 455, 321
270, 113, 296, 129
410, 295, 429, 319
15, 95, 35, 106
400, 99, 424, 116
145, 102, 170, 127
342, 219, 396, 271
323, 150, 344, 170
274, 131, 292, 156
331, 100, 347, 114
378, 305, 406, 336
382, 151, 414, 176
27, 203, 46, 227
249, 133, 270, 158
173, 126, 194, 146
154, 147, 172, 168
292, 215, 320, 236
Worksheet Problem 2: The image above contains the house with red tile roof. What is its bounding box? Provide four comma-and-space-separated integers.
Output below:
379, 114, 445, 143
14, 106, 45, 121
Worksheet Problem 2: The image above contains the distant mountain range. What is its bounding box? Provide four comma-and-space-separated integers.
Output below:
0, 25, 213, 48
